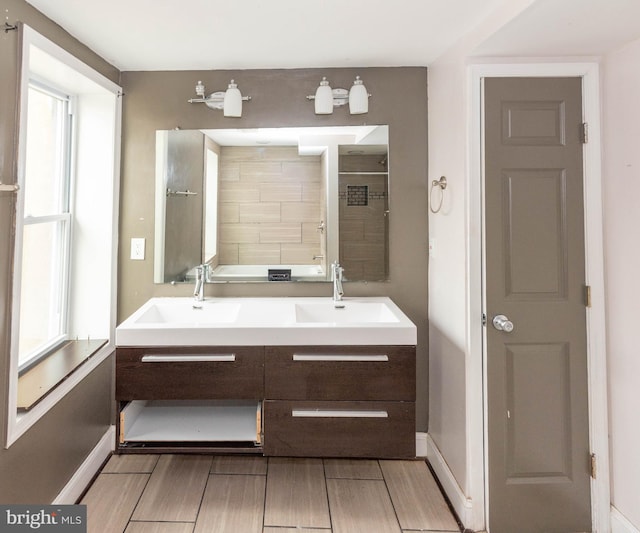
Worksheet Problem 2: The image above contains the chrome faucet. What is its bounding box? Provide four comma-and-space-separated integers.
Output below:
331, 261, 345, 308
193, 264, 209, 303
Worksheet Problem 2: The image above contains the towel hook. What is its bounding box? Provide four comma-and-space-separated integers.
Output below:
429, 176, 447, 213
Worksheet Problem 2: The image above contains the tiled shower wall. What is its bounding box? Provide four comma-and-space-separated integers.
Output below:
218, 146, 323, 265
338, 154, 389, 281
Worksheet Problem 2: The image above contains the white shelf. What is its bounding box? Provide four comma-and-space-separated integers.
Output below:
338, 171, 388, 175
121, 400, 261, 443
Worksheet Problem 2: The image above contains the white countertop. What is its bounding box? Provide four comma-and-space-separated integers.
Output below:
116, 296, 417, 346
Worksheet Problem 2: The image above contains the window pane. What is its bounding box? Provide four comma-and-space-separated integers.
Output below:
23, 86, 68, 217
18, 220, 67, 366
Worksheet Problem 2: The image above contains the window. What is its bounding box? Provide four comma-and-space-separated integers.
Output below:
18, 83, 73, 370
7, 25, 121, 446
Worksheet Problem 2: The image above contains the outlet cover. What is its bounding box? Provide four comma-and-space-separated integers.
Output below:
131, 238, 145, 260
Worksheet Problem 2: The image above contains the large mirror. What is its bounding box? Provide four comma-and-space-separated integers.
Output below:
154, 125, 389, 283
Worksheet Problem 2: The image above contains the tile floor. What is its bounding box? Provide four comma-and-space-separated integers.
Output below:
81, 454, 461, 533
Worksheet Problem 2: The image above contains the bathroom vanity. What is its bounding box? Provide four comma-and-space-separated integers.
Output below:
115, 297, 417, 458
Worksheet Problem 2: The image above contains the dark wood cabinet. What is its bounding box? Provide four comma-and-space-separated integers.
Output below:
263, 345, 416, 458
116, 346, 264, 400
263, 400, 415, 458
116, 343, 415, 458
265, 345, 415, 401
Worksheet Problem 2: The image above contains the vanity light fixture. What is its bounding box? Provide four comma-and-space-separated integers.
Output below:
307, 76, 371, 115
188, 79, 251, 117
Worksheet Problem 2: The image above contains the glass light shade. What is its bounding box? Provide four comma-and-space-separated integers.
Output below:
314, 77, 334, 114
349, 76, 368, 114
223, 80, 242, 117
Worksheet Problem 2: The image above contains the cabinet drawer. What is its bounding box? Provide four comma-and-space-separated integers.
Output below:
263, 400, 415, 458
265, 346, 415, 401
119, 400, 262, 445
116, 346, 264, 400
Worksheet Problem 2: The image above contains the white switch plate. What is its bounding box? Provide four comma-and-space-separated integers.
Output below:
130, 238, 145, 260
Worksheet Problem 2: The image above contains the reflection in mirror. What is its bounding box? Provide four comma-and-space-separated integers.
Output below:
154, 126, 389, 283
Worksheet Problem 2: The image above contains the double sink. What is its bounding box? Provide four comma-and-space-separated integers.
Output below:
116, 296, 417, 346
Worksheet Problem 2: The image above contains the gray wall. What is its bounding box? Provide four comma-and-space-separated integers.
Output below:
119, 67, 430, 429
0, 0, 119, 503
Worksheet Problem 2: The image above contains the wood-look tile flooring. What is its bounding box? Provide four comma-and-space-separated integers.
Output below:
81, 455, 460, 533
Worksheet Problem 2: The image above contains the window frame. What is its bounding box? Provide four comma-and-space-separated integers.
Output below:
6, 24, 122, 447
17, 81, 75, 373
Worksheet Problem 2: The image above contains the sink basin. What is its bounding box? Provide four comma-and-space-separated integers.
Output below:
295, 301, 400, 324
116, 297, 416, 346
134, 300, 241, 325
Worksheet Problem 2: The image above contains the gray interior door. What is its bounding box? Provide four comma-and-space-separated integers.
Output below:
484, 77, 591, 533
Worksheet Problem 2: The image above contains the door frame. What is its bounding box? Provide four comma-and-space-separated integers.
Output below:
467, 62, 610, 532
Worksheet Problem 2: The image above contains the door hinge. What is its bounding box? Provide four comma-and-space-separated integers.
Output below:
585, 285, 592, 308
581, 122, 589, 144
590, 452, 597, 479
482, 313, 487, 327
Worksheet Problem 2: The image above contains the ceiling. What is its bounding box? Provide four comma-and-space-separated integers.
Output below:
472, 0, 640, 58
25, 0, 640, 72
24, 0, 505, 70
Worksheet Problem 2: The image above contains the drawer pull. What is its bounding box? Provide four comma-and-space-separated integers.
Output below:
291, 409, 388, 418
141, 354, 236, 363
292, 354, 389, 362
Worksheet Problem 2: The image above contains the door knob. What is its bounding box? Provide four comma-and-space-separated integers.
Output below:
492, 314, 514, 333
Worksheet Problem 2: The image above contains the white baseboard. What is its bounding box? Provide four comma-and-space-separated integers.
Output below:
612, 506, 640, 533
426, 433, 473, 527
53, 425, 115, 504
416, 431, 428, 457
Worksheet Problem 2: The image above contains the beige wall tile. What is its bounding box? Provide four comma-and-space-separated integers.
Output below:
240, 161, 283, 181
259, 224, 302, 244
216, 148, 322, 261
239, 203, 281, 223
257, 146, 301, 161
218, 243, 239, 264
219, 161, 240, 181
239, 244, 281, 264
281, 244, 321, 264
221, 146, 300, 162
282, 202, 321, 223
219, 182, 260, 203
219, 204, 240, 223
219, 224, 260, 244
283, 161, 321, 182
302, 183, 321, 202
260, 183, 302, 202
302, 222, 321, 245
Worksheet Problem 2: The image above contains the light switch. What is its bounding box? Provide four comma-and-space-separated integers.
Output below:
131, 238, 145, 260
